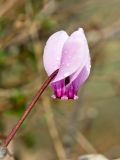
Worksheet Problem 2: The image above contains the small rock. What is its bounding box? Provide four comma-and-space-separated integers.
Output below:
78, 154, 108, 160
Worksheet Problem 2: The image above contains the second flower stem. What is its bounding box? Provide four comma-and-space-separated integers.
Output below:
2, 69, 59, 147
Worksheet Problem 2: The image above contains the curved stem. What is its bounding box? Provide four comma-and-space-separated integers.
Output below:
2, 69, 59, 147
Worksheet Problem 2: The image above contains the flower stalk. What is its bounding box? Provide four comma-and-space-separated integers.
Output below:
1, 69, 59, 148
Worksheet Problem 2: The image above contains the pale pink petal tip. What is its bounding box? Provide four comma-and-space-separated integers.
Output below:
61, 96, 68, 100
51, 95, 56, 99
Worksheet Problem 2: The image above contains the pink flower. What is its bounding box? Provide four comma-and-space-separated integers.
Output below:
43, 28, 91, 100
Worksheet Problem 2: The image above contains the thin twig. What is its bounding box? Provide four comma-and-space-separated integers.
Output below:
43, 97, 67, 160
76, 132, 97, 154
0, 0, 24, 18
25, 1, 43, 71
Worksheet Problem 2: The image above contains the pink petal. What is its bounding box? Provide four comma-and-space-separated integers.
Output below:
69, 47, 91, 85
52, 28, 89, 83
43, 31, 69, 76
72, 65, 90, 94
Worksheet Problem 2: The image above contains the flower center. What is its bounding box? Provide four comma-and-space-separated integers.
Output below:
65, 76, 70, 85
52, 78, 78, 100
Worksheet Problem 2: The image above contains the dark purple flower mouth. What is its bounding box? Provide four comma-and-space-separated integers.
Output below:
51, 77, 78, 100
43, 28, 91, 100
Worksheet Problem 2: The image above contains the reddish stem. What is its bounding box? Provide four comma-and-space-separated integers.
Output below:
2, 69, 59, 147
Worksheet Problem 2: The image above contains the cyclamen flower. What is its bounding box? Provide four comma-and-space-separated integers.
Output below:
43, 28, 91, 100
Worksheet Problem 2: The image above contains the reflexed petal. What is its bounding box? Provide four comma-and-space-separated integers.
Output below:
69, 48, 91, 85
43, 31, 69, 75
72, 65, 90, 94
52, 28, 89, 83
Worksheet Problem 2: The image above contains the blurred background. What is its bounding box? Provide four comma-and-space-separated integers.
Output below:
0, 0, 120, 160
